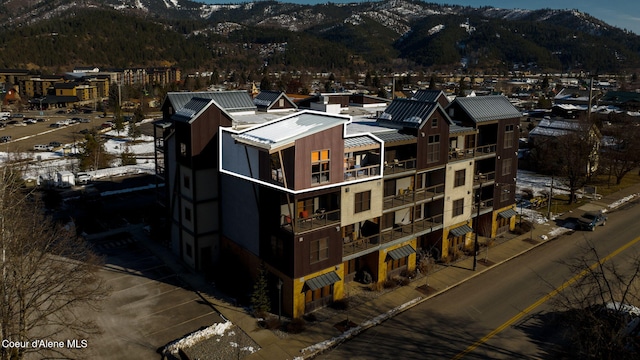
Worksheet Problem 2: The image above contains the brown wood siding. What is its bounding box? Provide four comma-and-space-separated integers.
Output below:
293, 125, 345, 189
416, 109, 450, 170
493, 116, 520, 208
327, 95, 350, 107
190, 106, 232, 157
292, 226, 342, 278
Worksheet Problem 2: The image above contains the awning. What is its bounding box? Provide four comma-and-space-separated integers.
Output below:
305, 271, 341, 291
387, 245, 416, 260
498, 208, 517, 219
450, 224, 473, 237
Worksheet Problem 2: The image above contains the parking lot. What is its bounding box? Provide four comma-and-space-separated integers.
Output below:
81, 227, 226, 359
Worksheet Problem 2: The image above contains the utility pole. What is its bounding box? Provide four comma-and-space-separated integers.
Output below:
473, 173, 485, 271
547, 175, 554, 219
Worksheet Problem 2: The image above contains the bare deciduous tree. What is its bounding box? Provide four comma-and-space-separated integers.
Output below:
0, 166, 108, 360
600, 118, 640, 185
553, 245, 640, 359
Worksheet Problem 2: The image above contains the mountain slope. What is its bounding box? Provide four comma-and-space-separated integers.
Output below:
0, 0, 638, 73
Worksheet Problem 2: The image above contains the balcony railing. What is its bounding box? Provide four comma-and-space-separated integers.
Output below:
344, 164, 380, 181
379, 214, 444, 244
343, 233, 381, 257
473, 171, 496, 186
448, 148, 474, 161
282, 208, 341, 233
383, 183, 445, 210
472, 198, 494, 213
475, 144, 497, 156
383, 158, 417, 174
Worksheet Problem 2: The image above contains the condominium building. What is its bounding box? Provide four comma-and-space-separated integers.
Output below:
155, 90, 521, 318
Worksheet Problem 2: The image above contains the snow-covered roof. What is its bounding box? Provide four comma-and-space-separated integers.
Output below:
232, 111, 350, 151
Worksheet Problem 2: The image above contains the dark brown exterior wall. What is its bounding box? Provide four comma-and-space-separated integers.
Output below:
493, 116, 520, 208
292, 226, 342, 279
416, 109, 450, 170
293, 125, 345, 190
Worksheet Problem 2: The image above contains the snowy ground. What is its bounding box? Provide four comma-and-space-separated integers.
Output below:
0, 122, 157, 182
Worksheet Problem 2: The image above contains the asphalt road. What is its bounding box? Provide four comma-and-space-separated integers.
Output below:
319, 200, 640, 359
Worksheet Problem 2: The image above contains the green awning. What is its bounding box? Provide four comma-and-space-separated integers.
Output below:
498, 208, 517, 219
450, 224, 473, 237
387, 245, 416, 260
305, 271, 341, 291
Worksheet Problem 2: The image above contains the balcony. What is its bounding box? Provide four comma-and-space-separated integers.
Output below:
383, 183, 445, 210
379, 214, 444, 244
448, 148, 474, 161
383, 158, 417, 175
343, 233, 380, 257
344, 164, 380, 181
473, 171, 496, 186
475, 144, 497, 157
472, 198, 494, 215
282, 208, 341, 234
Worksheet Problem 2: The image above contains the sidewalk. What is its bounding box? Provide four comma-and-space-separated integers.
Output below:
145, 182, 640, 360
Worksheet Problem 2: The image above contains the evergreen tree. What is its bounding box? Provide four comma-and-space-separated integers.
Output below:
128, 121, 141, 140
250, 263, 271, 316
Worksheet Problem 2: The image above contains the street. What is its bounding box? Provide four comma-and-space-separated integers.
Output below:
319, 200, 640, 359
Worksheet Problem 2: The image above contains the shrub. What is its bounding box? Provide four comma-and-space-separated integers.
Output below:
262, 316, 281, 330
383, 279, 398, 289
303, 313, 317, 322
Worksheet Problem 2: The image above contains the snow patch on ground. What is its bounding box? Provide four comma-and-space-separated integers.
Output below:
163, 321, 233, 355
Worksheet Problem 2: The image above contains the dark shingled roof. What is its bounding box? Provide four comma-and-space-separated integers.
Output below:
377, 99, 439, 129
171, 97, 214, 123
451, 95, 522, 123
166, 90, 256, 113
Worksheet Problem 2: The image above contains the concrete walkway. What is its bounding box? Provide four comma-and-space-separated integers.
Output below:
138, 183, 640, 360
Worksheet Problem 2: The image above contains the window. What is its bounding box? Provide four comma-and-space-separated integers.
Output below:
311, 150, 330, 184
453, 198, 464, 217
427, 135, 440, 163
501, 187, 511, 202
388, 256, 407, 271
183, 175, 190, 189
414, 204, 422, 220
180, 142, 187, 157
184, 207, 191, 221
310, 237, 329, 263
502, 158, 512, 176
504, 124, 514, 149
454, 169, 466, 187
431, 118, 438, 128
355, 190, 371, 213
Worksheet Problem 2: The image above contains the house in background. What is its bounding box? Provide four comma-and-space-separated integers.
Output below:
253, 90, 298, 113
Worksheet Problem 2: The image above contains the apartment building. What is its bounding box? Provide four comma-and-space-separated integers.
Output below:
155, 90, 520, 318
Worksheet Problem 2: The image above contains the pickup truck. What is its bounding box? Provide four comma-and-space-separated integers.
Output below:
577, 211, 607, 231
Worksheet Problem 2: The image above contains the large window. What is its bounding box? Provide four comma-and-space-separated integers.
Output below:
502, 158, 512, 176
454, 169, 466, 187
355, 190, 371, 213
504, 124, 514, 149
453, 198, 464, 217
311, 150, 330, 185
427, 135, 440, 163
310, 237, 329, 263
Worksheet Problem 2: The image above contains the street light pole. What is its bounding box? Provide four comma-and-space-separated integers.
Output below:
277, 278, 283, 322
473, 173, 485, 271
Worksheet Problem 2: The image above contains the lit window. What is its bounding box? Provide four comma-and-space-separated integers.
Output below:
311, 150, 330, 184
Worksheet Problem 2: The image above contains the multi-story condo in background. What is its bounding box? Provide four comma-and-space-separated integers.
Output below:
155, 89, 521, 318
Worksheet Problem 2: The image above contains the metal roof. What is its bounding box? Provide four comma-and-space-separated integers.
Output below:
449, 124, 476, 135
377, 99, 439, 129
412, 89, 445, 103
374, 130, 416, 144
232, 111, 349, 151
171, 97, 214, 123
528, 118, 582, 137
498, 208, 517, 219
254, 90, 282, 106
344, 135, 379, 149
452, 95, 522, 123
450, 224, 473, 237
166, 90, 256, 113
305, 271, 341, 291
387, 245, 416, 261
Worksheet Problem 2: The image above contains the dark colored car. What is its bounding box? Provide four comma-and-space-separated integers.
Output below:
0, 135, 11, 142
577, 211, 607, 231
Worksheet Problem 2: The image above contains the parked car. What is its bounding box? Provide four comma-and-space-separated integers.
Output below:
34, 144, 53, 151
24, 118, 37, 124
49, 123, 61, 128
0, 135, 11, 143
577, 211, 608, 231
49, 141, 62, 148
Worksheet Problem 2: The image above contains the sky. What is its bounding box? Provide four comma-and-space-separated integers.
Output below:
200, 0, 640, 35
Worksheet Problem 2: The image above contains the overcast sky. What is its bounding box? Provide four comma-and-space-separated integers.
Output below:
201, 0, 640, 35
